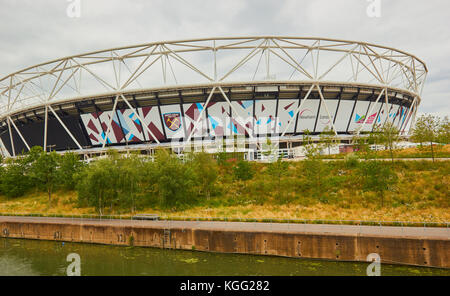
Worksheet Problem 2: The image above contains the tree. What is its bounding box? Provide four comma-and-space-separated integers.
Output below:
267, 157, 289, 200
262, 138, 278, 161
0, 157, 32, 198
302, 129, 322, 158
30, 150, 60, 206
233, 160, 255, 196
76, 158, 119, 215
320, 126, 339, 155
359, 160, 398, 207
302, 156, 330, 201
438, 116, 450, 145
153, 150, 198, 209
351, 134, 370, 158
191, 152, 218, 200
116, 155, 144, 213
233, 160, 255, 182
375, 122, 400, 162
411, 114, 441, 162
302, 130, 330, 200
58, 152, 84, 190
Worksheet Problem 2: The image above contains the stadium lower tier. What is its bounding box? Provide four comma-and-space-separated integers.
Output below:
0, 85, 414, 155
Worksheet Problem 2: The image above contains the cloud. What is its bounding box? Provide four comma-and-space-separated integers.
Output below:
0, 0, 448, 117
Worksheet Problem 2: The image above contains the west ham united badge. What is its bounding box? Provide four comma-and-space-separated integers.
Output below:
164, 112, 182, 131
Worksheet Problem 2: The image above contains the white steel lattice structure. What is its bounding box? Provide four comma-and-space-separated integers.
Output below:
0, 36, 427, 157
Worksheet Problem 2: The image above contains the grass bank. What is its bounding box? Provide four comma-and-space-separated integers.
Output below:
321, 144, 450, 159
0, 159, 448, 223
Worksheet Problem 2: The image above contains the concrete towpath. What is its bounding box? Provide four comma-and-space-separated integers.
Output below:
1, 215, 448, 240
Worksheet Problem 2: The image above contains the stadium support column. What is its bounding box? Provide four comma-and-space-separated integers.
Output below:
48, 105, 83, 150
102, 95, 119, 149
316, 84, 338, 136
402, 96, 417, 135
7, 117, 15, 156
355, 89, 385, 135
8, 116, 31, 151
280, 84, 315, 138
409, 99, 419, 134
384, 88, 390, 125
0, 137, 11, 158
119, 93, 161, 144
218, 86, 259, 149
185, 86, 216, 144
44, 105, 48, 152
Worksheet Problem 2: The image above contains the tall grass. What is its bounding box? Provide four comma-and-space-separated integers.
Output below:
0, 154, 448, 223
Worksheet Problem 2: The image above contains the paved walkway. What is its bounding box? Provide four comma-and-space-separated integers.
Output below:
322, 158, 450, 162
1, 216, 448, 240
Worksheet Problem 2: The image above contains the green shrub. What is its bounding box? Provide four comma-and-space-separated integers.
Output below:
233, 160, 255, 181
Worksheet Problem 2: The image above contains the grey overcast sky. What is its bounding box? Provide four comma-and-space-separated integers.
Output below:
0, 0, 449, 117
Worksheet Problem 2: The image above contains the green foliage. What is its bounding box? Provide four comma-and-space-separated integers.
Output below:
438, 116, 450, 144
302, 130, 322, 159
0, 147, 85, 205
267, 157, 289, 200
374, 122, 400, 162
358, 160, 398, 207
191, 152, 219, 200
233, 160, 255, 182
344, 153, 359, 168
76, 158, 120, 215
302, 157, 331, 200
58, 152, 85, 190
0, 157, 33, 198
1, 144, 447, 216
319, 126, 339, 155
152, 150, 198, 209
29, 150, 60, 205
116, 154, 146, 213
411, 114, 441, 144
351, 134, 371, 157
216, 151, 229, 166
411, 114, 443, 161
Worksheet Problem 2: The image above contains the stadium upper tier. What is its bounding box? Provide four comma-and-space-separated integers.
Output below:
0, 37, 427, 156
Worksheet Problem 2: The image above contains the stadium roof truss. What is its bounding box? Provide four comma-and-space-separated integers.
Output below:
0, 37, 427, 156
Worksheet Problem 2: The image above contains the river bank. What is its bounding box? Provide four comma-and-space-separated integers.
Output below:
1, 216, 449, 268
2, 237, 449, 276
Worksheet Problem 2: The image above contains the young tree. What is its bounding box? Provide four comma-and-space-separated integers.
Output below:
411, 114, 441, 162
302, 156, 330, 200
262, 138, 278, 161
191, 152, 219, 200
116, 155, 144, 213
302, 130, 330, 200
359, 160, 398, 207
267, 157, 289, 200
58, 152, 84, 190
0, 157, 32, 198
302, 129, 322, 158
438, 116, 450, 145
153, 150, 198, 209
76, 158, 119, 215
375, 122, 400, 162
233, 160, 255, 182
320, 126, 339, 155
233, 160, 255, 196
351, 134, 370, 159
30, 150, 60, 206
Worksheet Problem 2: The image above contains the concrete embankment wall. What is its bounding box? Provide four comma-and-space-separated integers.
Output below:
1, 218, 449, 268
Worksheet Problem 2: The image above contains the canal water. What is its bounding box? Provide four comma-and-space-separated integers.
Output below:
0, 238, 448, 276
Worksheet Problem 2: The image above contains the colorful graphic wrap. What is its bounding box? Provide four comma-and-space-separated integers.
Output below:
80, 99, 409, 145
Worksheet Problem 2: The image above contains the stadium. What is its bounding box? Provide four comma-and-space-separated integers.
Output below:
0, 36, 427, 157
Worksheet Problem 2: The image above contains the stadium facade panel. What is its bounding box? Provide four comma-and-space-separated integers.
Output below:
0, 37, 427, 156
